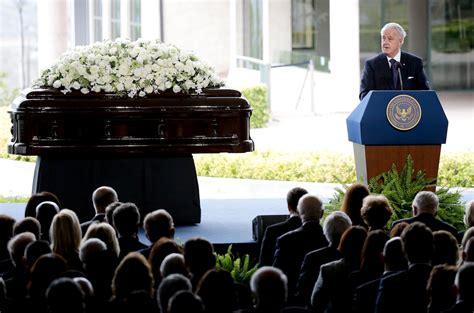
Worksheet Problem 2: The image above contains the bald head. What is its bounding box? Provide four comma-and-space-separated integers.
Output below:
297, 194, 324, 223
92, 186, 118, 214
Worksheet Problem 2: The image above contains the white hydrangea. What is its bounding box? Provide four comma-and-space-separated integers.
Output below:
33, 38, 225, 97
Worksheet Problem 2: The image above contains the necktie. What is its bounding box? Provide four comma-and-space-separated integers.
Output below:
390, 59, 399, 89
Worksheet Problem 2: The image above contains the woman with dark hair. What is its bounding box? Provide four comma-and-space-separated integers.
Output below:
24, 191, 61, 218
148, 238, 183, 288
340, 183, 370, 228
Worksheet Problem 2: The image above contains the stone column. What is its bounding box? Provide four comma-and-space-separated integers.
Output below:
408, 0, 429, 75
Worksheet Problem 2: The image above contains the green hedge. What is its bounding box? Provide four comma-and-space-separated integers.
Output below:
195, 151, 474, 188
240, 85, 269, 129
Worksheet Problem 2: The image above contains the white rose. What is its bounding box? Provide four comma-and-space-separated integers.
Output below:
72, 81, 81, 90
144, 85, 153, 93
53, 80, 62, 88
172, 84, 181, 93
80, 88, 89, 94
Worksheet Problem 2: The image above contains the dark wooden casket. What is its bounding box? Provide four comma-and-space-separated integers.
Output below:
8, 88, 254, 224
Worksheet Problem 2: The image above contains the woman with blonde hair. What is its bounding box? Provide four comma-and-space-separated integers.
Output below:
50, 209, 82, 271
83, 222, 120, 258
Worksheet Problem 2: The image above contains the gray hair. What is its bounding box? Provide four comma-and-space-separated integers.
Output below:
79, 238, 107, 263
413, 191, 439, 214
323, 211, 352, 246
250, 266, 288, 304
297, 194, 324, 223
381, 22, 407, 39
464, 200, 474, 227
157, 273, 192, 313
7, 232, 36, 266
160, 253, 187, 278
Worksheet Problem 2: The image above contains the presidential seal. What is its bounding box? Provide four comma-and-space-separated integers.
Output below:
386, 94, 422, 131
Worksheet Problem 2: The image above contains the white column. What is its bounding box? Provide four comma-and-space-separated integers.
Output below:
262, 0, 270, 62
120, 0, 130, 39
229, 0, 237, 69
37, 0, 71, 72
141, 0, 161, 40
102, 0, 111, 39
88, 0, 95, 43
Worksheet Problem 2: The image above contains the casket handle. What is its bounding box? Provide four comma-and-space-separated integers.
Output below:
51, 121, 59, 138
157, 120, 165, 138
104, 120, 112, 137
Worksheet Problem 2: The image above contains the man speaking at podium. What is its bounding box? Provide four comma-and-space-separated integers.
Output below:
359, 22, 430, 100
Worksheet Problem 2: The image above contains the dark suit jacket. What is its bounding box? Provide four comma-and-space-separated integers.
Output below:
391, 213, 459, 242
359, 51, 429, 100
273, 221, 328, 299
118, 236, 147, 260
352, 271, 399, 313
375, 263, 432, 313
442, 301, 474, 313
296, 245, 341, 306
80, 213, 106, 235
259, 215, 302, 266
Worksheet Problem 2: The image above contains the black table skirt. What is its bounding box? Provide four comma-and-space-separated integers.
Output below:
32, 155, 201, 225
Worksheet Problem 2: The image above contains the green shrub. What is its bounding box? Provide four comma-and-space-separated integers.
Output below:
215, 245, 258, 285
240, 85, 269, 129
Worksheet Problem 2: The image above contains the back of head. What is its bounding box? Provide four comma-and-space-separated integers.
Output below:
196, 269, 236, 313
297, 194, 323, 223
323, 211, 352, 247
455, 263, 474, 303
383, 237, 408, 272
29, 253, 68, 298
464, 200, 474, 227
13, 217, 41, 240
401, 221, 433, 264
168, 290, 204, 313
46, 277, 84, 313
83, 222, 120, 258
50, 209, 82, 259
432, 230, 459, 266
340, 183, 369, 226
287, 187, 308, 213
8, 232, 36, 267
149, 238, 182, 284
160, 253, 188, 278
113, 202, 140, 237
24, 191, 61, 218
92, 186, 118, 214
112, 252, 153, 300
427, 264, 457, 311
183, 237, 215, 276
360, 230, 390, 273
24, 240, 52, 270
361, 195, 393, 230
390, 221, 409, 237
463, 237, 474, 263
157, 273, 192, 313
35, 201, 60, 241
412, 191, 439, 215
79, 238, 107, 265
143, 209, 175, 243
461, 226, 474, 250
105, 201, 123, 229
250, 266, 287, 310
0, 214, 16, 248
338, 226, 368, 263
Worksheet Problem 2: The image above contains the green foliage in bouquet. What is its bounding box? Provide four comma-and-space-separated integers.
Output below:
241, 85, 269, 129
327, 155, 465, 230
215, 245, 258, 285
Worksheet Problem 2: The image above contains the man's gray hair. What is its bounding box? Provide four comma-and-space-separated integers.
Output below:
79, 238, 107, 263
413, 191, 439, 214
464, 200, 474, 227
7, 232, 36, 266
323, 211, 352, 246
250, 266, 288, 303
381, 22, 407, 39
297, 194, 323, 223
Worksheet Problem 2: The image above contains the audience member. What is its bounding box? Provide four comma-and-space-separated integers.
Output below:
443, 263, 474, 313
352, 236, 407, 313
461, 237, 474, 263
248, 266, 288, 313
157, 273, 192, 313
0, 214, 16, 261
24, 240, 52, 273
168, 290, 204, 313
50, 209, 83, 271
24, 191, 61, 218
149, 238, 183, 288
273, 194, 328, 299
80, 186, 118, 234
184, 237, 216, 290
113, 202, 147, 260
375, 222, 434, 313
432, 230, 459, 266
72, 277, 96, 313
104, 201, 123, 230
141, 209, 175, 259
35, 201, 60, 242
46, 277, 85, 313
361, 195, 393, 231
196, 269, 237, 313
426, 264, 457, 313
391, 191, 458, 240
310, 226, 368, 313
13, 217, 41, 240
82, 222, 120, 258
160, 252, 188, 279
296, 211, 351, 305
259, 187, 308, 266
389, 221, 409, 237
459, 200, 474, 240
460, 226, 474, 252
340, 183, 370, 227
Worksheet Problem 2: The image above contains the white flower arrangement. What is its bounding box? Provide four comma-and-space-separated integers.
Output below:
34, 38, 224, 98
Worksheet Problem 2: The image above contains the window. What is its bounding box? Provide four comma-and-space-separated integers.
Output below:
93, 0, 103, 41
130, 0, 141, 40
292, 0, 314, 49
110, 0, 121, 39
243, 0, 263, 65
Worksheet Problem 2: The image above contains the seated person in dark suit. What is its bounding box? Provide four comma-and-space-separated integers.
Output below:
139, 209, 175, 259
259, 187, 308, 267
80, 186, 118, 235
359, 22, 429, 100
443, 263, 474, 313
113, 202, 147, 260
391, 191, 458, 242
273, 194, 328, 301
296, 211, 351, 306
375, 222, 434, 313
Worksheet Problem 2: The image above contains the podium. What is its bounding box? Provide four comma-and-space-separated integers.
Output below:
346, 91, 448, 185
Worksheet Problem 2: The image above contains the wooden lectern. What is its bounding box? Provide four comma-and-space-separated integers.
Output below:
346, 91, 448, 185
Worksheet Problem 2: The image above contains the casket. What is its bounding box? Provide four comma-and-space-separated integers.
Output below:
7, 88, 254, 224
8, 88, 254, 156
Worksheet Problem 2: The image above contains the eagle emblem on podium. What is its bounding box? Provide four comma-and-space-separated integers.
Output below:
386, 94, 422, 131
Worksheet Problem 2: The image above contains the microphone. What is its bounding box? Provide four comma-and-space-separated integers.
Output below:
397, 62, 403, 90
